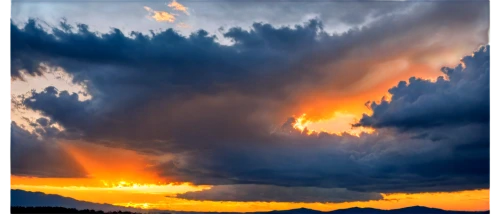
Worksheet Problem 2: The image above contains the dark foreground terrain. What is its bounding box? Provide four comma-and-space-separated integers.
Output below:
11, 206, 142, 214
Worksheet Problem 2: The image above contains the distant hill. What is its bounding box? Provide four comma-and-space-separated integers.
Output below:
148, 206, 490, 214
264, 206, 489, 214
12, 206, 142, 213
11, 190, 489, 214
11, 189, 145, 213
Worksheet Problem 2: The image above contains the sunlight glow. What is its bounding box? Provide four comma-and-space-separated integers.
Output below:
292, 114, 311, 132
97, 180, 211, 194
292, 112, 374, 136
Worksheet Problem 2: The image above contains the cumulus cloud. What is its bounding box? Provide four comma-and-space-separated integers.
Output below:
176, 184, 382, 203
355, 46, 489, 130
168, 0, 189, 15
144, 6, 176, 22
23, 86, 93, 139
10, 0, 489, 196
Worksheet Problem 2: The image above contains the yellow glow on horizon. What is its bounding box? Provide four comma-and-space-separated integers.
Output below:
11, 178, 489, 212
12, 176, 211, 195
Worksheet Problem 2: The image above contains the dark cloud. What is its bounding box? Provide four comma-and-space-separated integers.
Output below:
176, 184, 382, 203
23, 86, 93, 138
154, 46, 489, 192
11, 122, 87, 178
355, 46, 489, 130
10, 0, 489, 196
157, 122, 489, 193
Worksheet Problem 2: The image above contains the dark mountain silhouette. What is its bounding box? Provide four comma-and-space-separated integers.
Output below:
11, 206, 142, 213
11, 190, 489, 214
11, 190, 144, 213
264, 206, 489, 214
164, 207, 490, 214
266, 208, 323, 214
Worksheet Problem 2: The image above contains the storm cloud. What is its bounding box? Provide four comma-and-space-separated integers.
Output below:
356, 46, 489, 130
10, 0, 489, 199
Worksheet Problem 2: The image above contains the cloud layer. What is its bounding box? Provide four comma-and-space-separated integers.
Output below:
10, 0, 489, 203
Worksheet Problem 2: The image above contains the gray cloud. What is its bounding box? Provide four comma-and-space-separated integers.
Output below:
176, 184, 382, 203
157, 122, 489, 193
10, 0, 416, 37
176, 0, 414, 36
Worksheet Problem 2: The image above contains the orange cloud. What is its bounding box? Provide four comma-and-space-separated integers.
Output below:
144, 6, 176, 22
168, 0, 189, 15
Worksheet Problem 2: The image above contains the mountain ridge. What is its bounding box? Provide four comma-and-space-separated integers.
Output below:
11, 189, 144, 213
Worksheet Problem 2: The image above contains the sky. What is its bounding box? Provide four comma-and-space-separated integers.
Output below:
10, 0, 490, 212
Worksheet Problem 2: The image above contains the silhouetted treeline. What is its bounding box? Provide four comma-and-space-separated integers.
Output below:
11, 206, 142, 214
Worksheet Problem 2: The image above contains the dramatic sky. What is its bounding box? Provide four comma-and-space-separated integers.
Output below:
11, 0, 490, 212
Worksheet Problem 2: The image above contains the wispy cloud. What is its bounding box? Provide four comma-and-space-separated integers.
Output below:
176, 22, 191, 29
144, 6, 176, 22
168, 0, 189, 15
